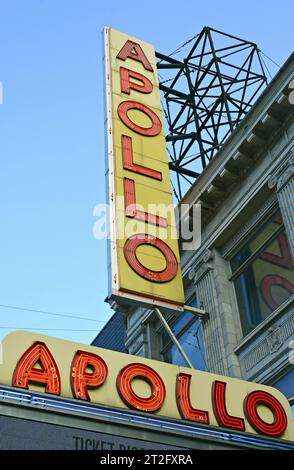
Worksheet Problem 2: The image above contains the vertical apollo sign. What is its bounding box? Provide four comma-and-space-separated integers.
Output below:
104, 28, 184, 310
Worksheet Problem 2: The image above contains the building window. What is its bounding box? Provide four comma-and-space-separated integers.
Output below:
160, 302, 207, 370
271, 369, 294, 418
230, 210, 294, 336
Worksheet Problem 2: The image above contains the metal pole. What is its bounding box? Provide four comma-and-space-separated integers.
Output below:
183, 304, 209, 319
154, 307, 193, 369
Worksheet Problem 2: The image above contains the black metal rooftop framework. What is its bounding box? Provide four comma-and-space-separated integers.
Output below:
156, 26, 269, 201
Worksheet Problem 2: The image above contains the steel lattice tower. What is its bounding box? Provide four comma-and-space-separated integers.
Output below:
156, 26, 269, 200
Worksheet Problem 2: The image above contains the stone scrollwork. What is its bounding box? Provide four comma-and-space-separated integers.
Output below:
188, 266, 196, 281
268, 174, 279, 189
266, 326, 283, 354
277, 166, 294, 190
203, 248, 214, 263
268, 150, 294, 190
188, 249, 214, 285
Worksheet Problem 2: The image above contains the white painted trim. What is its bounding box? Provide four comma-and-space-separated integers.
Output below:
104, 27, 120, 294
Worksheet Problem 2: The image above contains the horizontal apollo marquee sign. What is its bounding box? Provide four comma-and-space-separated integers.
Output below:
1, 331, 294, 442
104, 27, 184, 310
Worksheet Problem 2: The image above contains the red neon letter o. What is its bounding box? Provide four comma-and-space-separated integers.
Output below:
124, 234, 178, 283
117, 100, 162, 136
244, 390, 287, 437
117, 363, 166, 412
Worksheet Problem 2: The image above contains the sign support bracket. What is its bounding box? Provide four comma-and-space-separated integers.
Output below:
154, 307, 193, 369
183, 304, 209, 320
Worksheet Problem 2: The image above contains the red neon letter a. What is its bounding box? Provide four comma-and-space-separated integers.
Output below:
12, 341, 61, 395
116, 40, 153, 72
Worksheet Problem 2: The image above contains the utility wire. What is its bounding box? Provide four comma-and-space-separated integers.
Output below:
259, 50, 281, 69
168, 34, 199, 58
157, 34, 199, 65
0, 304, 107, 323
259, 53, 273, 80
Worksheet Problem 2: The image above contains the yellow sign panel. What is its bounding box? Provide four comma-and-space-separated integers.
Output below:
1, 331, 293, 442
104, 27, 184, 309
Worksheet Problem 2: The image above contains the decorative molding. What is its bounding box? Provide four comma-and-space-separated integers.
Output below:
194, 262, 213, 284
280, 313, 294, 341
268, 149, 294, 190
188, 249, 214, 284
243, 339, 269, 372
203, 248, 214, 263
266, 326, 283, 354
278, 166, 294, 190
189, 256, 215, 286
188, 265, 197, 281
239, 309, 294, 373
222, 194, 277, 258
235, 295, 294, 354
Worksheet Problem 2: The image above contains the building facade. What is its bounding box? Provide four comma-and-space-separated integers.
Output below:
1, 31, 293, 452
95, 52, 294, 415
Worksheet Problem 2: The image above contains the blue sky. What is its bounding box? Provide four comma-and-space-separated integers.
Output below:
0, 0, 293, 345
